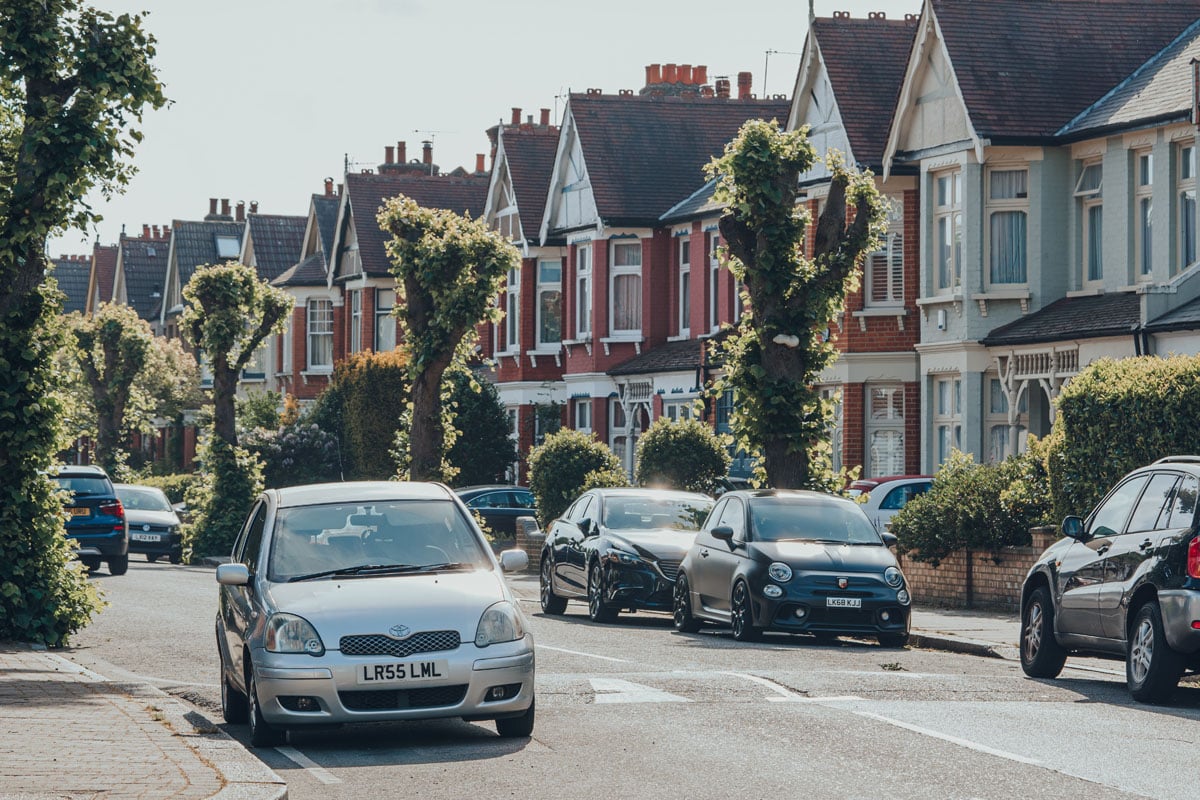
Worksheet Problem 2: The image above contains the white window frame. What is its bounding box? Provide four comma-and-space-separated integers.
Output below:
933, 170, 962, 293
609, 398, 629, 468
677, 237, 691, 337
985, 375, 1027, 463
934, 376, 962, 466
820, 386, 843, 475
278, 312, 292, 376
866, 385, 904, 478
574, 398, 592, 433
608, 240, 642, 336
349, 289, 362, 353
1178, 142, 1195, 274
1074, 160, 1103, 285
536, 259, 562, 348
306, 298, 333, 372
663, 400, 695, 423
985, 167, 1029, 286
497, 267, 519, 353
575, 244, 592, 338
708, 231, 721, 332
375, 288, 396, 351
867, 195, 904, 307
1135, 150, 1153, 279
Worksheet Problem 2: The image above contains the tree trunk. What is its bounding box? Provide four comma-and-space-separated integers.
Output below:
407, 357, 451, 481
212, 356, 238, 449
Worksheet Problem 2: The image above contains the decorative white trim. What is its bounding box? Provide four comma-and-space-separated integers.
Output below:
599, 336, 644, 356
970, 289, 1031, 316
562, 338, 593, 357
1070, 140, 1106, 160
916, 292, 964, 320
525, 349, 563, 369
985, 146, 1044, 163
853, 307, 908, 332
1123, 131, 1156, 150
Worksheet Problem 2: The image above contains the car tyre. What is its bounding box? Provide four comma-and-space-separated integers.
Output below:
495, 697, 535, 738
1020, 586, 1067, 679
246, 664, 285, 747
877, 632, 909, 648
81, 558, 101, 573
1127, 602, 1184, 704
107, 554, 129, 576
673, 574, 701, 633
730, 580, 762, 642
587, 562, 618, 623
169, 553, 183, 565
539, 555, 567, 615
146, 554, 159, 563
220, 661, 248, 724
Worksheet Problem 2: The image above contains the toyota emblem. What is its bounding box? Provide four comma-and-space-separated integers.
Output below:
389, 625, 411, 639
142, 524, 151, 532
837, 577, 849, 589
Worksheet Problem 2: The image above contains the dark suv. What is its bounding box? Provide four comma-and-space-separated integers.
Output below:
53, 465, 129, 575
1019, 456, 1200, 702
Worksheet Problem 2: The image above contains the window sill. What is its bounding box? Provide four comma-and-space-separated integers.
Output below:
969, 288, 1031, 316
599, 336, 644, 356
524, 348, 563, 368
667, 333, 692, 342
562, 338, 593, 356
852, 307, 908, 331
300, 369, 332, 384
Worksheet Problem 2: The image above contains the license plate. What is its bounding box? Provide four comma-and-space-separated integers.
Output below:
356, 660, 449, 685
68, 507, 90, 517
826, 597, 862, 609
130, 533, 160, 542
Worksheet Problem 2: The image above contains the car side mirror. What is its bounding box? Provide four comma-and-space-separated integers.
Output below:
216, 563, 250, 586
711, 525, 735, 543
1061, 516, 1086, 540
880, 532, 898, 548
498, 549, 529, 573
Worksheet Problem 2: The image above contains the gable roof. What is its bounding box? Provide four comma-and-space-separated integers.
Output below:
931, 0, 1200, 141
170, 219, 246, 287
562, 93, 791, 227
86, 243, 118, 314
245, 213, 306, 282
500, 125, 559, 242
810, 15, 918, 167
51, 256, 90, 314
313, 194, 339, 258
272, 252, 328, 288
340, 172, 489, 279
118, 236, 170, 321
981, 292, 1140, 346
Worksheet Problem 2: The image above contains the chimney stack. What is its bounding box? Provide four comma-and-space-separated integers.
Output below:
385, 145, 395, 164
511, 107, 521, 125
715, 77, 731, 99
324, 177, 334, 197
476, 153, 486, 173
143, 224, 151, 239
250, 201, 258, 214
422, 140, 433, 165
737, 71, 753, 99
209, 198, 218, 216
236, 200, 246, 222
540, 108, 551, 126
694, 65, 708, 86
152, 225, 160, 239
162, 225, 170, 239
646, 63, 662, 86
679, 64, 693, 84
221, 198, 231, 217
397, 141, 407, 163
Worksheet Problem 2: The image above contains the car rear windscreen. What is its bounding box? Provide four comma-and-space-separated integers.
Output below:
54, 477, 111, 497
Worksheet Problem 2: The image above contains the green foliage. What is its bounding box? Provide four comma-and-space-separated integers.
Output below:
890, 448, 1052, 565
184, 437, 263, 561
527, 429, 625, 527
708, 120, 885, 490
634, 416, 731, 494
315, 349, 408, 479
132, 472, 199, 505
1048, 355, 1200, 521
243, 422, 341, 489
580, 466, 631, 494
237, 389, 282, 433
445, 369, 517, 486
378, 195, 519, 481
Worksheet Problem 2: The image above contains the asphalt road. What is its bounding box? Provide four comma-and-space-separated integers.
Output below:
67, 561, 1200, 800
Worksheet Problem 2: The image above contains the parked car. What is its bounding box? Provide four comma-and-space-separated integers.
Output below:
455, 485, 537, 538
539, 488, 715, 622
115, 484, 183, 564
1019, 456, 1200, 703
846, 475, 933, 532
51, 465, 129, 575
713, 476, 753, 497
215, 481, 534, 746
673, 489, 910, 646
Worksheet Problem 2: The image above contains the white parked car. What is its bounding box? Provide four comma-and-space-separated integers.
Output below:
846, 475, 932, 532
215, 482, 534, 746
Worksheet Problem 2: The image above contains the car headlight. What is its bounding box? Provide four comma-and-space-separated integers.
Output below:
605, 547, 644, 566
475, 601, 525, 647
265, 613, 325, 656
884, 567, 904, 588
767, 562, 793, 582
762, 584, 783, 598
897, 589, 910, 605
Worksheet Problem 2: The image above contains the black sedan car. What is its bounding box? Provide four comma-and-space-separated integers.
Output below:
115, 484, 184, 564
673, 490, 910, 645
539, 488, 715, 623
455, 485, 537, 539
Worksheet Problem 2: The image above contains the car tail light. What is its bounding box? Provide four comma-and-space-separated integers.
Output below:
1188, 537, 1200, 579
99, 499, 125, 531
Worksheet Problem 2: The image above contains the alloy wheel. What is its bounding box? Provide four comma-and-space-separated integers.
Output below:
1023, 601, 1044, 663
1129, 616, 1155, 685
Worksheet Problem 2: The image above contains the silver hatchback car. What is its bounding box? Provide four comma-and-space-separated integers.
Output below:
215, 482, 534, 746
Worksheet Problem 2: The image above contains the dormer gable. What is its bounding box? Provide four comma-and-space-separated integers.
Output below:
540, 104, 598, 242
789, 36, 853, 184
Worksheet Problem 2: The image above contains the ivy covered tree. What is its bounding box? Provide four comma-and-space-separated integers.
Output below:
0, 0, 164, 644
709, 120, 885, 490
378, 195, 519, 481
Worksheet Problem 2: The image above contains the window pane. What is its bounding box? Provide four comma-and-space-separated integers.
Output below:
870, 430, 904, 475
1182, 191, 1196, 267
938, 217, 952, 287
539, 260, 561, 283
375, 313, 396, 351
990, 211, 1027, 283
1166, 475, 1199, 527
1139, 153, 1153, 186
989, 379, 1008, 414
612, 273, 641, 331
990, 169, 1028, 199
1140, 198, 1153, 275
1182, 146, 1195, 181
1090, 477, 1149, 537
1087, 204, 1103, 281
539, 289, 561, 344
613, 242, 641, 267
680, 270, 690, 330
1127, 474, 1179, 533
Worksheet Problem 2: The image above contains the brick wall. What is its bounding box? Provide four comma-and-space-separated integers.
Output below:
896, 528, 1056, 611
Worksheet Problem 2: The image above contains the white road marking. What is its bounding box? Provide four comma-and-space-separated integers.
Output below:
852, 711, 1042, 766
538, 645, 631, 663
589, 678, 691, 704
275, 746, 342, 784
719, 671, 863, 703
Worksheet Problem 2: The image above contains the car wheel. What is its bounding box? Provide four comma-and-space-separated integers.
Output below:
673, 574, 701, 633
169, 553, 183, 565
146, 554, 159, 563
220, 659, 248, 724
107, 554, 129, 576
877, 632, 909, 648
81, 558, 101, 573
587, 562, 617, 623
730, 581, 762, 642
1127, 602, 1184, 704
246, 663, 285, 747
495, 697, 535, 738
1020, 586, 1067, 679
539, 555, 567, 615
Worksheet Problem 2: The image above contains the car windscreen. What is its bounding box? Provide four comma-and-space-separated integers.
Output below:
115, 486, 172, 512
602, 496, 714, 531
53, 476, 111, 497
268, 499, 492, 581
750, 497, 882, 544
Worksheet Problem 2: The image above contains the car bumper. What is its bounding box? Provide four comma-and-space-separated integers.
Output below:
67, 530, 128, 558
601, 562, 676, 611
750, 580, 910, 636
251, 635, 535, 728
127, 531, 183, 558
1157, 590, 1200, 654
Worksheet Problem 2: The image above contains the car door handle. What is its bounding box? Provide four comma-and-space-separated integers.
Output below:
1096, 544, 1110, 556
1139, 539, 1154, 551
700, 549, 709, 558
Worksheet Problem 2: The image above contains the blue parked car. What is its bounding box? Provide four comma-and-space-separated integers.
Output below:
52, 465, 129, 575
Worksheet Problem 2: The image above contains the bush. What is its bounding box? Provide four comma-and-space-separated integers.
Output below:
237, 389, 282, 432
243, 422, 341, 488
634, 416, 730, 494
528, 429, 625, 527
1048, 354, 1200, 521
184, 438, 263, 561
445, 370, 517, 486
890, 445, 1051, 565
134, 472, 201, 505
311, 350, 409, 480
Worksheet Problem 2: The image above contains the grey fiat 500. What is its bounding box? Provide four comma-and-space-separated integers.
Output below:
215, 482, 534, 746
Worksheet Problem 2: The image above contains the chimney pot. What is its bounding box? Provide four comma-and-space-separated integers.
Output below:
162, 225, 170, 239
701, 85, 715, 98
324, 177, 334, 196
511, 107, 521, 125
715, 77, 731, 99
209, 198, 218, 215
540, 108, 551, 126
142, 224, 151, 238
385, 145, 395, 164
152, 225, 160, 239
646, 63, 662, 86
250, 201, 258, 214
694, 65, 708, 85
221, 198, 231, 217
422, 140, 433, 165
397, 141, 406, 163
663, 63, 678, 83
476, 153, 486, 173
679, 64, 693, 84
236, 200, 246, 222
737, 71, 753, 99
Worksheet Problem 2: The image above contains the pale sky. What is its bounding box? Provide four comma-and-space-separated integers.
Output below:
52, 0, 919, 255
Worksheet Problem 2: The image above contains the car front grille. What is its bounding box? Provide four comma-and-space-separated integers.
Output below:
339, 684, 468, 711
339, 630, 461, 658
655, 559, 681, 581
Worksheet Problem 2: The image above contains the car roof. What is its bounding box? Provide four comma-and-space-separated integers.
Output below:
53, 465, 108, 477
273, 481, 455, 508
723, 489, 856, 503
850, 475, 932, 488
455, 485, 527, 496
590, 487, 714, 501
114, 483, 168, 494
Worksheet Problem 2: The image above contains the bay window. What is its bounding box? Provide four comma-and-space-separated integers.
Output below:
866, 385, 904, 477
306, 299, 333, 371
1179, 143, 1195, 272
934, 170, 962, 292
575, 244, 592, 338
537, 259, 562, 347
987, 168, 1028, 285
1074, 161, 1103, 284
934, 376, 962, 465
1135, 151, 1153, 278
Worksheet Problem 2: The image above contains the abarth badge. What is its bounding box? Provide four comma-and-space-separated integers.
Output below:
837, 577, 849, 589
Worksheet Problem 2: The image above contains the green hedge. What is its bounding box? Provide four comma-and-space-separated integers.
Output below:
133, 473, 201, 505
634, 416, 730, 494
528, 429, 626, 528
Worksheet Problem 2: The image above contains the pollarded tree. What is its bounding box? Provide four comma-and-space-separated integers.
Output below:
378, 195, 519, 481
0, 0, 165, 644
709, 120, 886, 490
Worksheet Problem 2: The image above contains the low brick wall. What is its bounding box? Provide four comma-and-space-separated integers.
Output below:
897, 527, 1057, 612
515, 516, 543, 575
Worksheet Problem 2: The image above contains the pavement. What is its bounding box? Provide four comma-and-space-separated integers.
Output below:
0, 573, 1020, 800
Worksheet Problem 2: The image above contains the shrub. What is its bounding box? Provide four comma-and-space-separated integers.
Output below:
890, 446, 1051, 565
313, 350, 409, 480
528, 429, 625, 527
243, 422, 342, 488
237, 389, 282, 432
445, 370, 517, 486
134, 473, 201, 505
184, 438, 263, 561
634, 416, 730, 494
